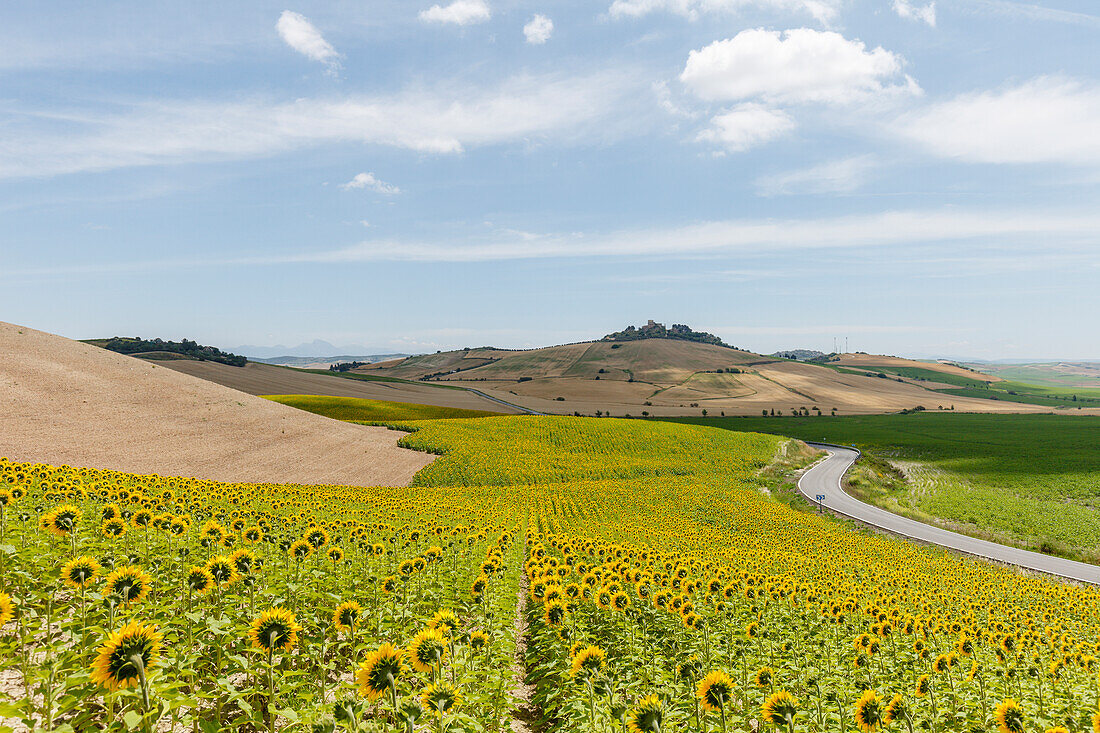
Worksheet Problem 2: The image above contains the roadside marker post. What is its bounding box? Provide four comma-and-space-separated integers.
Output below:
815, 494, 826, 512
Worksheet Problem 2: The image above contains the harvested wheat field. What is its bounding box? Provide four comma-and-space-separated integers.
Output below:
0, 322, 433, 485
157, 359, 520, 413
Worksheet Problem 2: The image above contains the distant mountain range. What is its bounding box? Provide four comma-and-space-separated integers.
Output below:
227, 339, 404, 359
252, 354, 409, 367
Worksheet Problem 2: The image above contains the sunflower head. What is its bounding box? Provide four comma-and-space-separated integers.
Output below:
914, 674, 930, 697
187, 566, 214, 595
408, 628, 448, 674
853, 690, 883, 733
249, 607, 302, 654
104, 566, 152, 605
756, 690, 794, 728
569, 645, 607, 680
995, 699, 1025, 733
428, 609, 460, 637
101, 517, 127, 538
289, 538, 313, 560
327, 546, 344, 563
420, 682, 461, 718
334, 601, 363, 633
544, 599, 568, 627
230, 548, 256, 574
697, 670, 734, 712
356, 643, 404, 701
469, 630, 489, 651
90, 621, 163, 691
0, 592, 12, 628
205, 555, 240, 586
627, 694, 663, 733
884, 694, 908, 724
755, 666, 774, 688
675, 655, 701, 683
62, 555, 101, 589
46, 504, 82, 536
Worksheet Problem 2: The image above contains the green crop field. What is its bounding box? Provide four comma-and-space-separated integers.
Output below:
854, 365, 992, 388
261, 394, 504, 423
668, 413, 1100, 562
10, 415, 1100, 732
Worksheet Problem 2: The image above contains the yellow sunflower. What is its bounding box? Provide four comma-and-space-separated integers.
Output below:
90, 621, 163, 691
697, 670, 734, 713
627, 694, 663, 733
333, 600, 362, 633
61, 555, 101, 589
104, 566, 152, 605
356, 643, 404, 701
853, 690, 883, 733
995, 699, 1025, 733
249, 608, 301, 654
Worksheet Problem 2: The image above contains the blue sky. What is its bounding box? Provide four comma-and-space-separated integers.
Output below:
3, 0, 1099, 359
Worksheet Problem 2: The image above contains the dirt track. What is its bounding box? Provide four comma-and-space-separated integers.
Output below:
0, 322, 434, 486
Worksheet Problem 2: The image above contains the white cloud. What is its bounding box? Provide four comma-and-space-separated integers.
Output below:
893, 0, 936, 26
957, 0, 1100, 28
681, 28, 916, 105
756, 155, 877, 195
341, 172, 401, 194
896, 77, 1100, 165
419, 0, 491, 25
696, 104, 795, 152
523, 14, 554, 44
276, 11, 340, 71
608, 0, 840, 25
12, 207, 1100, 276
0, 72, 633, 178
280, 207, 1100, 262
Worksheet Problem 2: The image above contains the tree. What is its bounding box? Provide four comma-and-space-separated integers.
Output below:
701, 409, 708, 417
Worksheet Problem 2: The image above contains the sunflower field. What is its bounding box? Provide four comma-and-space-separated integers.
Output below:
2, 416, 1100, 733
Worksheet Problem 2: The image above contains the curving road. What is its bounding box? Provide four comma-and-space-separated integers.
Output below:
798, 443, 1100, 585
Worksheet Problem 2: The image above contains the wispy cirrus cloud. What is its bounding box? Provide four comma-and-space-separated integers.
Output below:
13, 207, 1097, 279
0, 71, 635, 179
756, 155, 878, 195
607, 0, 841, 25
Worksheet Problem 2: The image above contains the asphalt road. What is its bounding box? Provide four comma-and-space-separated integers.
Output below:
798, 443, 1100, 585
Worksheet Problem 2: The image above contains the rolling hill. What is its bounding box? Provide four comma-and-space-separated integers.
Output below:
0, 322, 434, 485
357, 333, 1060, 416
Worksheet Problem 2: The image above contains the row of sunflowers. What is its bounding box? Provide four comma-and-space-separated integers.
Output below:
3, 416, 1100, 733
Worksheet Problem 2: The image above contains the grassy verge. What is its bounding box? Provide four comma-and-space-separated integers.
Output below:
663, 412, 1100, 563
260, 393, 505, 422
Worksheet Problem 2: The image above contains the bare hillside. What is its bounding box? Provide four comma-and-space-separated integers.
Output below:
357, 339, 1047, 416
0, 322, 433, 485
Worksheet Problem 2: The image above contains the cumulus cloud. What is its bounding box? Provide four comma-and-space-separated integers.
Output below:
696, 104, 795, 152
681, 29, 915, 105
893, 0, 936, 26
756, 155, 878, 195
340, 172, 401, 194
523, 14, 554, 44
276, 11, 340, 71
419, 0, 491, 25
608, 0, 840, 25
0, 72, 633, 178
895, 77, 1100, 165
